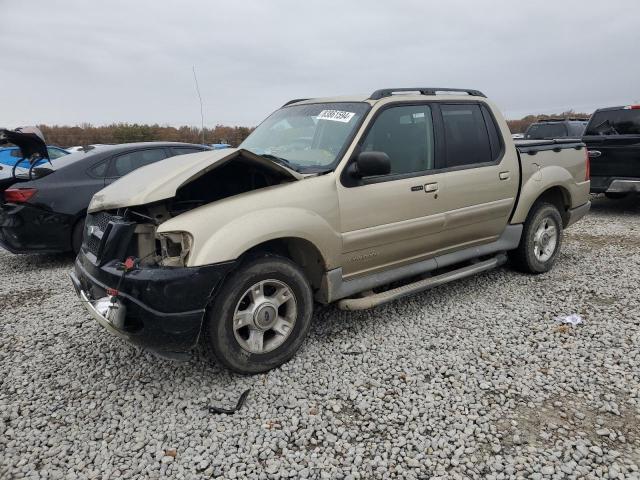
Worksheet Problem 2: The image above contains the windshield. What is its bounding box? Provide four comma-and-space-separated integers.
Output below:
240, 102, 370, 172
525, 123, 568, 139
585, 109, 640, 135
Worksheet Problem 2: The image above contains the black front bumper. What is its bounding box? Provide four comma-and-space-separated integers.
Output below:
0, 202, 74, 253
71, 251, 236, 359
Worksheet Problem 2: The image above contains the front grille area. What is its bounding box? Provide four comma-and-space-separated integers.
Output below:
84, 211, 118, 256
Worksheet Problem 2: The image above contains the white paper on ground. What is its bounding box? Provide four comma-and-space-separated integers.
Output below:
554, 313, 584, 326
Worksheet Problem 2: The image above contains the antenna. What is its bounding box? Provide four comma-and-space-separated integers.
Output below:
192, 65, 205, 145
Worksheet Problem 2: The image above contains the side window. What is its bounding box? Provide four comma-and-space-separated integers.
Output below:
361, 105, 435, 175
89, 160, 108, 177
441, 104, 493, 168
111, 149, 168, 177
171, 147, 204, 156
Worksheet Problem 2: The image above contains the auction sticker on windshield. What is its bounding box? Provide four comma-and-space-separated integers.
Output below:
317, 110, 355, 123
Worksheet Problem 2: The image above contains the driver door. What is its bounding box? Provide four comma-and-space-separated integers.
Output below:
337, 104, 450, 279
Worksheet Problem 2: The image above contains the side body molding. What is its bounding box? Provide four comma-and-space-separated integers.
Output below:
318, 224, 522, 303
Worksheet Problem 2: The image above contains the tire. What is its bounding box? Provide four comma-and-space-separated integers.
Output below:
509, 202, 563, 274
605, 192, 628, 200
204, 255, 313, 374
71, 218, 85, 255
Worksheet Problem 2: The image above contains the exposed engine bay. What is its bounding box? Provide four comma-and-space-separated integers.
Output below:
85, 153, 297, 268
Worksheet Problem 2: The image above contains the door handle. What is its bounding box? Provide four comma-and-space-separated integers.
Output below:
588, 150, 601, 158
424, 182, 439, 193
499, 171, 510, 180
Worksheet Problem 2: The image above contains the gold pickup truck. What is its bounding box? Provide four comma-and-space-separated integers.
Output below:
70, 87, 590, 373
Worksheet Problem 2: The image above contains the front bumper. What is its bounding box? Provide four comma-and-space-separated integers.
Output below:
71, 251, 236, 359
0, 202, 73, 253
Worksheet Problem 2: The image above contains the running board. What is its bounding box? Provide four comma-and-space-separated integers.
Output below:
337, 254, 507, 311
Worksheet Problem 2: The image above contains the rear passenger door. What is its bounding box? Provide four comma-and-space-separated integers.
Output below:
434, 103, 519, 250
104, 148, 170, 185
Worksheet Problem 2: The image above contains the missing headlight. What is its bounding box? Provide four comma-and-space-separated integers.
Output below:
157, 232, 192, 267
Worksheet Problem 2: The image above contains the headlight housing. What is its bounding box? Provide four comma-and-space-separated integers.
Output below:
156, 231, 192, 267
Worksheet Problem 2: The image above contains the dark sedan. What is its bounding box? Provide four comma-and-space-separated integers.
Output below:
0, 142, 208, 254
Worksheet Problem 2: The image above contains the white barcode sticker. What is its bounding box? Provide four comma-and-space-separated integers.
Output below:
317, 110, 356, 123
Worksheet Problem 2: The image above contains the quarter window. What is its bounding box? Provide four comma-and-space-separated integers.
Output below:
361, 105, 435, 175
112, 149, 168, 176
89, 160, 108, 177
441, 104, 493, 167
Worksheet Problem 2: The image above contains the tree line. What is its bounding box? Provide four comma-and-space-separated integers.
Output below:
11, 110, 591, 149
36, 123, 254, 148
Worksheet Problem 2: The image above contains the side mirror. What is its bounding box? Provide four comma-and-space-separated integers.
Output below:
353, 151, 391, 178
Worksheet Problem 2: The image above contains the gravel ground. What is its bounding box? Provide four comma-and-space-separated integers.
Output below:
1, 195, 639, 480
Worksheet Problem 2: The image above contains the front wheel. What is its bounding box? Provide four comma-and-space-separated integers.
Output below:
509, 202, 563, 274
204, 255, 313, 374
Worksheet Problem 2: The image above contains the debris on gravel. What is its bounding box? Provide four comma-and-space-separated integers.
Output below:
1, 195, 639, 479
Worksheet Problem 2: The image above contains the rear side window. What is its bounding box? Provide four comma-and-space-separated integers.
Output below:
360, 104, 435, 175
441, 104, 492, 167
525, 123, 568, 140
111, 149, 168, 177
171, 147, 204, 156
585, 109, 640, 135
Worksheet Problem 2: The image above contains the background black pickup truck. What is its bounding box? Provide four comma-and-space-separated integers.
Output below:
582, 105, 640, 198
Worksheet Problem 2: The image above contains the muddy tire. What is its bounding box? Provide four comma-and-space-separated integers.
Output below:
509, 202, 563, 274
204, 255, 313, 374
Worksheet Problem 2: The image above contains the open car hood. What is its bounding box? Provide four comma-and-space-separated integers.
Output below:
89, 148, 303, 213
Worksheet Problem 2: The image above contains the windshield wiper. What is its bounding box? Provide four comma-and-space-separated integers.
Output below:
258, 154, 301, 172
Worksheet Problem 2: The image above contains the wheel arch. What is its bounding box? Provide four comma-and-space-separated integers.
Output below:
238, 237, 328, 291
512, 176, 573, 227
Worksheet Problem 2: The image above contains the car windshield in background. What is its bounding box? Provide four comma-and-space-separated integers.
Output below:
585, 109, 640, 135
240, 102, 370, 172
525, 123, 567, 139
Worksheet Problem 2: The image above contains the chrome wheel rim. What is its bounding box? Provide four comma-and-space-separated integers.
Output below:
232, 279, 297, 354
533, 216, 558, 262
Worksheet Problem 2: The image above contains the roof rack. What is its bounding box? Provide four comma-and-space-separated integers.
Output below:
369, 87, 486, 100
282, 98, 309, 107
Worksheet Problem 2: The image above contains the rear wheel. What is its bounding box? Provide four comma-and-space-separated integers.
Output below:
605, 192, 628, 200
204, 255, 313, 374
509, 202, 563, 274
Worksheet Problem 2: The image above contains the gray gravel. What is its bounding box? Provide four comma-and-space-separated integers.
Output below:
1, 195, 639, 479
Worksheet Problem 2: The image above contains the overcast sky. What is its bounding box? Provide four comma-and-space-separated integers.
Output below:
2, 0, 639, 128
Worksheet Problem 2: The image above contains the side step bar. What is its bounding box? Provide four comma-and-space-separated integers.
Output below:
337, 254, 507, 311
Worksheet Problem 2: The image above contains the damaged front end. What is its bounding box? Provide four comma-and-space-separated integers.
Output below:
71, 206, 237, 359
71, 148, 301, 359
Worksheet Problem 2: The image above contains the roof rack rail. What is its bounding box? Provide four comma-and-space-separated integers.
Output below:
369, 87, 486, 100
282, 98, 309, 107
